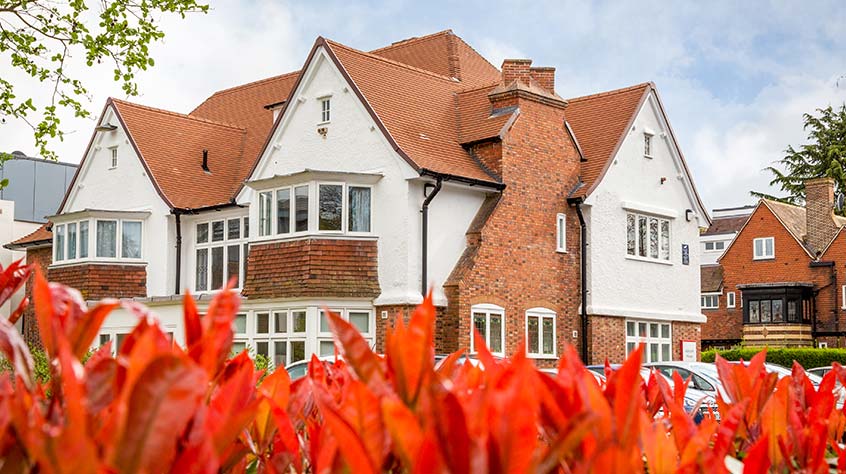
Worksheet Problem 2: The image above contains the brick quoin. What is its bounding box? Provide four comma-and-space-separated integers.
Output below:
48, 264, 147, 301
444, 89, 582, 369
243, 238, 380, 300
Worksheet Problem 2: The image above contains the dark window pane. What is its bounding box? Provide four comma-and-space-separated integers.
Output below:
761, 300, 772, 323
638, 216, 647, 257
96, 220, 117, 258
290, 341, 305, 362
99, 334, 110, 346
292, 311, 306, 332
227, 244, 240, 287
772, 299, 784, 323
242, 243, 249, 286
749, 301, 760, 323
211, 247, 224, 289
195, 248, 208, 291
649, 218, 659, 259
295, 185, 309, 232
196, 223, 208, 244
349, 311, 369, 333
276, 188, 291, 234
473, 313, 486, 348
349, 186, 371, 232
542, 317, 554, 354
212, 221, 224, 242
243, 217, 249, 238
79, 221, 89, 258
489, 314, 502, 353
256, 341, 269, 359
787, 300, 797, 322
256, 312, 269, 333
274, 311, 287, 333
319, 184, 342, 231
626, 214, 635, 255
55, 225, 65, 261
527, 316, 539, 353
274, 341, 287, 367
121, 221, 142, 258
228, 219, 240, 240
67, 223, 77, 259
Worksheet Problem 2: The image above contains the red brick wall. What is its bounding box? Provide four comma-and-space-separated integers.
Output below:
48, 263, 146, 300
243, 238, 380, 300
819, 231, 846, 346
373, 304, 448, 354
673, 321, 701, 361
589, 315, 626, 364
703, 203, 829, 345
21, 246, 51, 347
445, 95, 582, 364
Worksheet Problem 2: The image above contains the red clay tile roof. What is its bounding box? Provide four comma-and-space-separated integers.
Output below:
565, 83, 651, 195
369, 30, 500, 87
456, 84, 516, 144
326, 39, 498, 182
112, 99, 248, 209
700, 265, 723, 293
702, 215, 750, 236
5, 223, 52, 249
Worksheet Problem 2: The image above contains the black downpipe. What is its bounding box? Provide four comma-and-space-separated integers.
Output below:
573, 199, 589, 363
421, 177, 443, 296
175, 212, 183, 295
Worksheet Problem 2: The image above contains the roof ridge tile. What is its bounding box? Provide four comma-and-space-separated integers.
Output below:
368, 29, 453, 53
326, 39, 458, 83
567, 82, 652, 103
111, 99, 246, 131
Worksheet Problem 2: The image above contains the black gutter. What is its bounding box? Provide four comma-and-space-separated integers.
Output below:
421, 177, 443, 296
171, 200, 243, 215
174, 213, 182, 295
568, 196, 589, 363
419, 168, 505, 191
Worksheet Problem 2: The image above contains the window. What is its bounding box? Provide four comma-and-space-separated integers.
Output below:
471, 304, 504, 355
320, 97, 331, 123
626, 320, 672, 363
556, 213, 566, 252
109, 146, 118, 169
842, 285, 846, 309
727, 291, 736, 308
194, 217, 248, 291
704, 241, 726, 251
317, 309, 372, 356
643, 133, 653, 157
257, 181, 371, 237
96, 220, 117, 258
79, 221, 88, 258
753, 237, 774, 260
121, 221, 142, 259
701, 294, 719, 309
54, 224, 65, 261
526, 308, 556, 358
626, 212, 670, 261
67, 223, 77, 260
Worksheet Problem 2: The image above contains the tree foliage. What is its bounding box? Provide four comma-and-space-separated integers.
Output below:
0, 0, 208, 178
752, 104, 846, 208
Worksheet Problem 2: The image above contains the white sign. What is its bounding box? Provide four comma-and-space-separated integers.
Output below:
681, 340, 697, 362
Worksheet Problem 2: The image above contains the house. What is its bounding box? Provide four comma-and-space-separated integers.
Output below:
0, 152, 76, 332
701, 177, 846, 349
4, 30, 709, 365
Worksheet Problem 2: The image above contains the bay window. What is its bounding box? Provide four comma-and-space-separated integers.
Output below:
256, 181, 372, 237
195, 216, 248, 292
53, 216, 143, 263
626, 212, 671, 261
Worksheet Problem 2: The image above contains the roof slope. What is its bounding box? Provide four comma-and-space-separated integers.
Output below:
326, 39, 498, 182
702, 214, 750, 236
112, 100, 248, 209
455, 84, 514, 145
369, 30, 500, 87
565, 83, 651, 193
700, 265, 724, 293
5, 223, 51, 249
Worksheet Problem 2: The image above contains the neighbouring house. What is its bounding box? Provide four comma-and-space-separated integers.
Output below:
1, 152, 76, 335
701, 177, 846, 349
4, 30, 709, 365
700, 206, 754, 265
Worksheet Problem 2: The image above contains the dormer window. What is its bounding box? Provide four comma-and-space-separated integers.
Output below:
109, 146, 118, 169
643, 133, 653, 158
320, 97, 331, 123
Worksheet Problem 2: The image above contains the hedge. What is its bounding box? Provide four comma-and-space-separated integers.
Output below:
702, 346, 846, 369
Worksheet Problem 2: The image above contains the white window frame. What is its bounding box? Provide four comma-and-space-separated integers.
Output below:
753, 237, 775, 260
470, 303, 505, 356
842, 285, 846, 310
625, 319, 672, 363
556, 213, 566, 253
525, 308, 556, 358
626, 212, 672, 263
256, 180, 373, 239
643, 133, 653, 158
727, 291, 736, 309
319, 96, 331, 123
52, 217, 143, 264
701, 293, 720, 310
193, 217, 249, 293
109, 146, 118, 169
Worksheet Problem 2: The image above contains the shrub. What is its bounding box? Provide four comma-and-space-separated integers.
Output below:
1, 258, 846, 472
703, 346, 846, 369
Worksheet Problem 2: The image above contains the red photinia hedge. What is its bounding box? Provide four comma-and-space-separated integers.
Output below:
1, 260, 846, 473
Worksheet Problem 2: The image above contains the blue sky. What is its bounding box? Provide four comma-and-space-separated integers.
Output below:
2, 0, 845, 209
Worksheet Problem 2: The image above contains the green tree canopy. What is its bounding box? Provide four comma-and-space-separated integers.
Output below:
0, 0, 208, 187
752, 104, 846, 208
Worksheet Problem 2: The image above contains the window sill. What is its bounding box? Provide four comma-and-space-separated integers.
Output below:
252, 233, 377, 244
701, 308, 718, 311
752, 256, 775, 261
526, 353, 558, 360
625, 255, 673, 266
51, 259, 147, 268
556, 249, 567, 254
643, 154, 653, 159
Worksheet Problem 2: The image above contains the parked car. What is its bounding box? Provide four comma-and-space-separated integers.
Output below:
644, 361, 724, 398
538, 367, 605, 385
284, 355, 343, 381
807, 366, 832, 378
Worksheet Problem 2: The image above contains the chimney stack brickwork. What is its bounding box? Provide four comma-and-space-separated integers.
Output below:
529, 67, 555, 94
501, 59, 533, 86
805, 177, 839, 255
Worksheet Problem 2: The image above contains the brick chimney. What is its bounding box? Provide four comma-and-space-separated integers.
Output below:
805, 177, 839, 255
501, 59, 533, 86
529, 67, 555, 94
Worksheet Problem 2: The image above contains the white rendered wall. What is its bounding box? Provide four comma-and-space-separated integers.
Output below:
59, 106, 173, 297
700, 233, 735, 265
584, 92, 706, 323
0, 200, 39, 325
242, 47, 487, 307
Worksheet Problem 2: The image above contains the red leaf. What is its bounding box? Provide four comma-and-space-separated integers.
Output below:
312, 382, 377, 474
326, 308, 387, 389
0, 259, 31, 308
0, 316, 34, 388
384, 292, 436, 406
112, 354, 207, 474
742, 436, 772, 474
183, 291, 202, 349
381, 395, 425, 467
69, 301, 118, 359
206, 352, 259, 456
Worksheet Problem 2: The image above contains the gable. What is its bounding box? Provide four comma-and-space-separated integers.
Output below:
720, 202, 813, 265
60, 104, 169, 214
